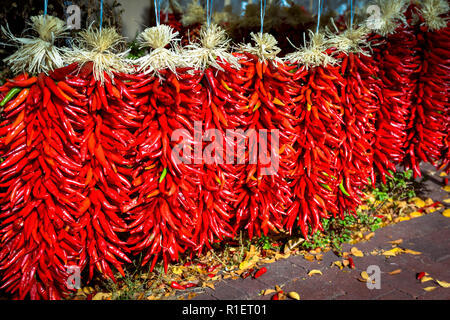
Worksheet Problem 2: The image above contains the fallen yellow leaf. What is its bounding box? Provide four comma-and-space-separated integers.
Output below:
439, 172, 447, 177
204, 282, 215, 290
92, 292, 112, 300
421, 276, 433, 283
365, 232, 375, 240
383, 247, 404, 257
436, 280, 450, 288
388, 239, 403, 245
308, 269, 323, 276
288, 292, 300, 300
351, 247, 364, 257
442, 186, 450, 192
361, 271, 369, 280
403, 249, 421, 255
443, 209, 450, 218
423, 286, 437, 292
411, 198, 426, 208
409, 211, 422, 218
262, 289, 276, 295
443, 198, 450, 204
172, 267, 183, 275
389, 269, 402, 275
304, 253, 315, 262
82, 287, 94, 295
396, 216, 411, 222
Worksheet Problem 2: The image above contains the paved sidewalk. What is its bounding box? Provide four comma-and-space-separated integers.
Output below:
190, 163, 450, 300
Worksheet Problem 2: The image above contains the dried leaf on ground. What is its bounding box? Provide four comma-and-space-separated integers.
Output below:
423, 286, 437, 292
361, 271, 369, 280
288, 292, 300, 300
442, 209, 450, 218
364, 232, 375, 240
389, 269, 402, 275
308, 269, 322, 276
409, 212, 422, 218
388, 239, 403, 245
421, 276, 433, 283
261, 289, 276, 295
304, 253, 315, 262
436, 280, 450, 288
172, 267, 183, 275
204, 282, 215, 290
383, 247, 403, 257
410, 197, 426, 208
92, 292, 112, 300
403, 249, 421, 255
395, 216, 411, 222
351, 247, 364, 257
442, 186, 450, 192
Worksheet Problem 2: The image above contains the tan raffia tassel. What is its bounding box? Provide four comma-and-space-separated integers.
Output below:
183, 23, 240, 71
135, 25, 184, 76
2, 15, 67, 75
419, 0, 449, 31
284, 31, 338, 69
325, 19, 372, 55
368, 0, 408, 36
64, 26, 132, 84
238, 32, 282, 64
181, 0, 206, 26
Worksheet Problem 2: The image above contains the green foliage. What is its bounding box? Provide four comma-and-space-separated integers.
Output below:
372, 170, 416, 202
127, 39, 146, 60
299, 170, 417, 251
257, 235, 274, 250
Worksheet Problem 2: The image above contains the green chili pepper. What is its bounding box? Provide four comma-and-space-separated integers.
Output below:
319, 183, 332, 191
321, 171, 337, 180
339, 180, 350, 197
159, 167, 167, 183
0, 87, 21, 107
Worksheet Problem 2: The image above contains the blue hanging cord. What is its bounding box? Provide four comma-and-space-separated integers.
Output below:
350, 0, 354, 29
206, 0, 213, 28
206, 0, 210, 28
260, 0, 266, 34
155, 0, 161, 25
44, 0, 48, 16
316, 0, 321, 34
99, 0, 103, 31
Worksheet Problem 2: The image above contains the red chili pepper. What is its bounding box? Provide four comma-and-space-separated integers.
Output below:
253, 267, 267, 279
348, 257, 355, 269
416, 272, 426, 280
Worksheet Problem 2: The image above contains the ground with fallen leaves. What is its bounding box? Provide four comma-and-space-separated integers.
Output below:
67, 163, 449, 301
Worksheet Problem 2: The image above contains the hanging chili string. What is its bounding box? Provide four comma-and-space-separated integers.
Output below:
316, 0, 325, 33
206, 0, 213, 27
154, 0, 161, 26
350, 0, 354, 29
260, 0, 266, 34
99, 0, 103, 31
